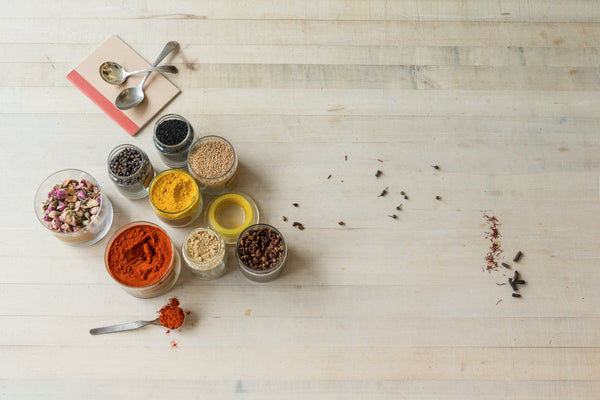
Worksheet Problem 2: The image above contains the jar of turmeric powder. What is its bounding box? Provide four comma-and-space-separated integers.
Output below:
149, 169, 203, 227
104, 221, 181, 298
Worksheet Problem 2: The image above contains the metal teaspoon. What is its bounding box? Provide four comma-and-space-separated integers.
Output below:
89, 313, 186, 335
100, 61, 178, 85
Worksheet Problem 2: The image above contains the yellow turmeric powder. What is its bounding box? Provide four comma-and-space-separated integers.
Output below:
149, 170, 200, 218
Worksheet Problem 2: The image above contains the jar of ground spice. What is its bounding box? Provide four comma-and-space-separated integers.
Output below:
236, 224, 287, 282
153, 114, 194, 168
187, 135, 239, 195
104, 221, 181, 298
107, 144, 155, 199
149, 169, 203, 227
182, 228, 227, 280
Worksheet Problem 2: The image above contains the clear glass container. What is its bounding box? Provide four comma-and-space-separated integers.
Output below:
187, 135, 239, 195
34, 169, 113, 247
236, 224, 287, 283
182, 228, 227, 280
206, 192, 259, 244
153, 114, 194, 168
104, 221, 181, 298
149, 169, 203, 227
107, 144, 155, 199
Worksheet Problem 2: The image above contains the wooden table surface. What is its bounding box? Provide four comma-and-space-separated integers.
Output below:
2, 1, 599, 398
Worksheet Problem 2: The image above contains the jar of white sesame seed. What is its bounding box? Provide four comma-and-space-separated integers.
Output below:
187, 135, 239, 195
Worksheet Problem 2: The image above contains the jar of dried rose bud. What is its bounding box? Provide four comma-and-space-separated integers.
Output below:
34, 169, 114, 247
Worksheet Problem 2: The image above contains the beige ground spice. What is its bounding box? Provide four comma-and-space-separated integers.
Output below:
185, 229, 223, 264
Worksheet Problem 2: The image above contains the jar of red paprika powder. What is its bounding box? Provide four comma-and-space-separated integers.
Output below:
104, 221, 181, 298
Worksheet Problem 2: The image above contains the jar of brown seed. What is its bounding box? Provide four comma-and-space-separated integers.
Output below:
187, 135, 239, 195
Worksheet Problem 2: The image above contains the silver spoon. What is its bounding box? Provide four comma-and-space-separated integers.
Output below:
100, 61, 178, 85
89, 314, 185, 335
115, 41, 179, 110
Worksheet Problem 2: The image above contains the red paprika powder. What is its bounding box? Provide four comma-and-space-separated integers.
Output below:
158, 297, 185, 329
106, 224, 173, 287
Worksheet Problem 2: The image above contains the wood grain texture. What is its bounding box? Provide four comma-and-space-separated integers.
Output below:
1, 0, 599, 398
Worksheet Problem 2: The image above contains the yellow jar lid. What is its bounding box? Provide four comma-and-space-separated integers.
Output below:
206, 193, 259, 243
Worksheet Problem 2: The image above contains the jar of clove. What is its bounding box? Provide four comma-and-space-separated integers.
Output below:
153, 114, 194, 169
107, 144, 155, 199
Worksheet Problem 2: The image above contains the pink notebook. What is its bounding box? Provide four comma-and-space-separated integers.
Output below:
67, 35, 180, 136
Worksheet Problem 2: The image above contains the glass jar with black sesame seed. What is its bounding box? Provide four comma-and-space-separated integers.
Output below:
153, 114, 194, 169
107, 144, 155, 199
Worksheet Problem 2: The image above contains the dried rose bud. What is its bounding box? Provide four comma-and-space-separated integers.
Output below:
86, 198, 99, 208
89, 207, 99, 215
55, 189, 67, 199
77, 190, 87, 200
56, 201, 66, 211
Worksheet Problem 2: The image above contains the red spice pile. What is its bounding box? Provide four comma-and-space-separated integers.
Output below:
158, 297, 186, 330
483, 213, 503, 272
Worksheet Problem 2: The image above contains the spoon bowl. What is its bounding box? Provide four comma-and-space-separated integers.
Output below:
115, 86, 145, 110
100, 61, 178, 85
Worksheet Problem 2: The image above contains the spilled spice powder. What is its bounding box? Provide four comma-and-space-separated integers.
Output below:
483, 213, 503, 272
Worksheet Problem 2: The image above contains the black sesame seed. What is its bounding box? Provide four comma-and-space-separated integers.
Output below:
155, 119, 188, 146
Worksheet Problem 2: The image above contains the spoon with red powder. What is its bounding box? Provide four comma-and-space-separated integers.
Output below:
89, 297, 185, 335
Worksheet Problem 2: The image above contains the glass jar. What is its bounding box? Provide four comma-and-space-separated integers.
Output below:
187, 135, 239, 195
107, 144, 155, 199
34, 169, 114, 247
182, 228, 227, 280
149, 169, 203, 227
153, 114, 194, 168
104, 221, 180, 298
236, 224, 287, 283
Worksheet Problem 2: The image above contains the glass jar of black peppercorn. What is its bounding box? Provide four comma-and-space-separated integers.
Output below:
153, 114, 194, 168
107, 144, 155, 199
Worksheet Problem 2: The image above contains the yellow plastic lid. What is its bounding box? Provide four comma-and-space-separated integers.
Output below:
206, 193, 259, 243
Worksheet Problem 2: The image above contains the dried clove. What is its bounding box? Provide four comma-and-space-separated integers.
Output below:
388, 214, 398, 219
435, 195, 441, 200
513, 251, 523, 262
282, 216, 288, 222
378, 187, 389, 197
396, 204, 402, 211
375, 170, 382, 178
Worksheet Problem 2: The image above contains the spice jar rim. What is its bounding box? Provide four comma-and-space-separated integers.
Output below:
34, 168, 107, 237
153, 114, 194, 150
182, 227, 225, 267
149, 169, 201, 216
235, 223, 287, 274
104, 221, 175, 288
106, 144, 149, 179
187, 135, 237, 181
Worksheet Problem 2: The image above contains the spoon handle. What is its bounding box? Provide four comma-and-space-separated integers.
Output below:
139, 41, 179, 88
128, 65, 177, 75
89, 319, 158, 335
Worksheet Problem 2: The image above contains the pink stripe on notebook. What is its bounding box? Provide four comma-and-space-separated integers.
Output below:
67, 69, 139, 136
